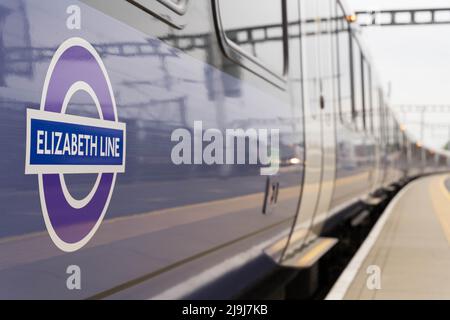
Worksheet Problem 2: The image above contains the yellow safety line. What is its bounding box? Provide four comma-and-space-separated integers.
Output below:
265, 229, 308, 256
440, 175, 450, 202
430, 175, 450, 245
295, 238, 334, 266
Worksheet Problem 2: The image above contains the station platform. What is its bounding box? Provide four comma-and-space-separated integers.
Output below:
326, 173, 450, 300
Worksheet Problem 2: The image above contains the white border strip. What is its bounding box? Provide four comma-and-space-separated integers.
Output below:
27, 109, 125, 130
325, 181, 416, 300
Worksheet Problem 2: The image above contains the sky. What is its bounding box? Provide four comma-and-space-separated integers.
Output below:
347, 0, 450, 149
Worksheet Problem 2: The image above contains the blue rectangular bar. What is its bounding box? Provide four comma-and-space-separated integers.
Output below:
29, 119, 125, 166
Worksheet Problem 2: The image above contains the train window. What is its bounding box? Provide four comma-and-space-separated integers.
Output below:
377, 90, 385, 142
361, 57, 367, 131
215, 0, 287, 85
389, 112, 396, 152
393, 117, 400, 150
363, 59, 373, 133
384, 104, 391, 150
301, 0, 321, 117
372, 86, 381, 139
352, 38, 364, 130
383, 108, 389, 150
335, 2, 352, 124
385, 108, 391, 151
317, 0, 334, 115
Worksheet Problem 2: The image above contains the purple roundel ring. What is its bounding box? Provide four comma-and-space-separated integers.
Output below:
37, 38, 120, 252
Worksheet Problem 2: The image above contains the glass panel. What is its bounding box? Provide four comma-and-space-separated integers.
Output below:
301, 0, 321, 116
336, 4, 352, 123
364, 60, 372, 133
372, 85, 380, 138
219, 0, 285, 75
352, 40, 364, 130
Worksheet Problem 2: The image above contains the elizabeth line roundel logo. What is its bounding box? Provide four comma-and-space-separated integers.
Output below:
25, 37, 126, 252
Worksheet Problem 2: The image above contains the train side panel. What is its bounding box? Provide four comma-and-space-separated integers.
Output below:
0, 0, 304, 299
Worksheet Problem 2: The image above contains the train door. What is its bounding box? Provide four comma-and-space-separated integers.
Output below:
363, 60, 377, 193
310, 0, 337, 231
282, 0, 336, 256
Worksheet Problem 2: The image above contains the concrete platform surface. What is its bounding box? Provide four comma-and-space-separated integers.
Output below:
327, 174, 450, 300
